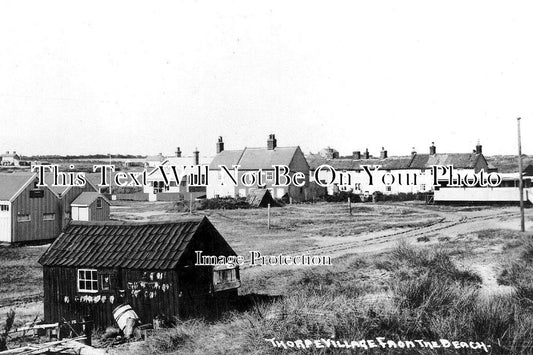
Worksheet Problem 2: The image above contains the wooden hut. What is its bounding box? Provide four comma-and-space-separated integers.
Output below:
246, 189, 279, 207
0, 173, 61, 243
38, 217, 241, 329
70, 192, 110, 221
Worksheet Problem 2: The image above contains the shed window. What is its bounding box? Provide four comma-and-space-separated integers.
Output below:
214, 268, 237, 285
0, 205, 8, 212
78, 269, 98, 293
96, 198, 102, 209
17, 214, 31, 222
100, 274, 111, 291
43, 213, 55, 221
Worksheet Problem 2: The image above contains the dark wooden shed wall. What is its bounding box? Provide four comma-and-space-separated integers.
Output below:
87, 198, 110, 221
42, 221, 239, 329
11, 181, 61, 243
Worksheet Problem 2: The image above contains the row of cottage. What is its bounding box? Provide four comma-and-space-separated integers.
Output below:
144, 134, 500, 202
1, 134, 528, 244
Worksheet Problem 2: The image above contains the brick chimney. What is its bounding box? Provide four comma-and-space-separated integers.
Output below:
429, 142, 436, 155
193, 148, 199, 165
380, 147, 388, 159
216, 136, 224, 154
475, 141, 482, 154
353, 151, 361, 160
175, 147, 182, 157
364, 148, 370, 159
267, 134, 277, 150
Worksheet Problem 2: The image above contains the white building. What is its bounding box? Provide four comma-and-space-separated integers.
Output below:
144, 148, 212, 201
307, 143, 494, 196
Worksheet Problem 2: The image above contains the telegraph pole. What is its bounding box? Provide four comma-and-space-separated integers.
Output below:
517, 117, 525, 232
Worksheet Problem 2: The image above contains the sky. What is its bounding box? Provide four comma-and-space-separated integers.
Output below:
0, 1, 532, 157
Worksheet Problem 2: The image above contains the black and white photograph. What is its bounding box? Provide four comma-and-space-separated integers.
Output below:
1, 1, 533, 354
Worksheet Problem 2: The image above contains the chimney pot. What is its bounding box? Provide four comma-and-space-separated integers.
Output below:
429, 142, 436, 155
475, 142, 482, 154
380, 147, 388, 159
216, 136, 225, 154
193, 148, 200, 165
267, 134, 277, 150
353, 151, 361, 160
364, 148, 370, 159
175, 147, 182, 157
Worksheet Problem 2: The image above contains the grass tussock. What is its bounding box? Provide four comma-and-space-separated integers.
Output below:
498, 238, 533, 303
146, 241, 533, 354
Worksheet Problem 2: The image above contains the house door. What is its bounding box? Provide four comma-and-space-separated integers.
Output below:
0, 204, 10, 242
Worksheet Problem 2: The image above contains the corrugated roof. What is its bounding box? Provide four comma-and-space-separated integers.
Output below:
71, 192, 107, 206
38, 217, 222, 269
0, 172, 35, 201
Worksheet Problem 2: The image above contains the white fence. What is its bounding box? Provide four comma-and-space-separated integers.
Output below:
434, 187, 532, 203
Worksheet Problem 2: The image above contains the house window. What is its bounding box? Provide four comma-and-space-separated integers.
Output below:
0, 205, 8, 212
385, 186, 392, 192
420, 184, 426, 191
17, 214, 31, 222
43, 213, 55, 221
78, 269, 98, 293
64, 212, 71, 219
266, 171, 274, 181
96, 198, 102, 209
354, 183, 361, 190
169, 181, 177, 187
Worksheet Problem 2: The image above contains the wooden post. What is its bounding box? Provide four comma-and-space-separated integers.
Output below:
267, 203, 271, 230
82, 317, 92, 346
348, 197, 352, 215
189, 193, 193, 215
517, 117, 525, 232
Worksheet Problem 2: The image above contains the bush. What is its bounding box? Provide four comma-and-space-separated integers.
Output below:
378, 192, 428, 202
195, 197, 251, 210
324, 192, 361, 203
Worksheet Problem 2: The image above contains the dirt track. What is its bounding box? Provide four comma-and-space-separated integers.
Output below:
240, 204, 530, 270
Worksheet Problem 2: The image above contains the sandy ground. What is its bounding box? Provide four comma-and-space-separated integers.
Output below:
2, 201, 531, 353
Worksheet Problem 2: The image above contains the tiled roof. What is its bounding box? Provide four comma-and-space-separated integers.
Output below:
306, 154, 413, 171
0, 172, 35, 201
39, 217, 229, 269
209, 147, 302, 170
410, 153, 480, 169
209, 150, 244, 169
71, 192, 107, 206
148, 156, 212, 177
307, 153, 484, 171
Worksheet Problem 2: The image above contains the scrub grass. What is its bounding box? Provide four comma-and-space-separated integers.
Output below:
144, 242, 533, 354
